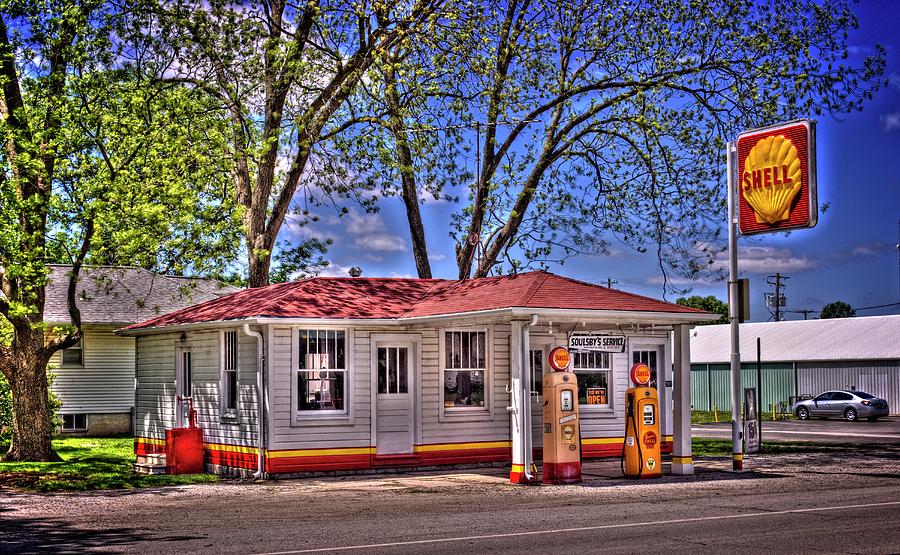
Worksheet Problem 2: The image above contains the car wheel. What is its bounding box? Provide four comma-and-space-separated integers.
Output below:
844, 408, 858, 422
867, 416, 879, 422
796, 406, 810, 420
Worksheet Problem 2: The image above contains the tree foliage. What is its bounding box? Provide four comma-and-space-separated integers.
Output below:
676, 295, 728, 325
820, 301, 855, 319
332, 0, 884, 285
0, 0, 240, 461
146, 0, 448, 287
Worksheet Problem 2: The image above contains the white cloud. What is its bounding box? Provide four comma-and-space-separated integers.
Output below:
645, 275, 723, 286
388, 271, 415, 279
317, 264, 355, 277
355, 234, 407, 252
345, 211, 387, 234
848, 242, 893, 257
713, 246, 817, 273
880, 112, 900, 133
429, 253, 448, 262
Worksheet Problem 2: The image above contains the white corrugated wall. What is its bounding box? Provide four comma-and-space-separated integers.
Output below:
797, 360, 900, 415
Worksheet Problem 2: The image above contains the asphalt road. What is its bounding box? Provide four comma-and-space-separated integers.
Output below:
2, 447, 899, 554
693, 416, 900, 444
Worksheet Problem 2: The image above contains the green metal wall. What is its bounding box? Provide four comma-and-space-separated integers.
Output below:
690, 363, 795, 412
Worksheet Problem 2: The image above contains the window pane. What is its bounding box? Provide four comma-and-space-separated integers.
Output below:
62, 348, 82, 365
576, 371, 609, 405
298, 370, 345, 411
298, 331, 309, 369
398, 347, 408, 394
387, 348, 397, 393
226, 371, 238, 410
335, 331, 345, 369
530, 350, 543, 394
377, 348, 387, 394
444, 370, 485, 407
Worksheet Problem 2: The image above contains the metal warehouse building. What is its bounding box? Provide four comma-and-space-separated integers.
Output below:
689, 315, 900, 415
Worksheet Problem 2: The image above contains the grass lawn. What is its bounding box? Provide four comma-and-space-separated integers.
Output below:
691, 437, 853, 457
692, 410, 794, 424
0, 437, 218, 492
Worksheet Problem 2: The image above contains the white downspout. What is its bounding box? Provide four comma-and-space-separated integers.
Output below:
522, 314, 539, 480
243, 324, 266, 479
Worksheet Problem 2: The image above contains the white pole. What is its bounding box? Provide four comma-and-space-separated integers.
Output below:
727, 141, 743, 471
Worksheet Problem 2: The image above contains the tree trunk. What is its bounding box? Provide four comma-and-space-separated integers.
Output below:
3, 328, 60, 462
247, 245, 272, 289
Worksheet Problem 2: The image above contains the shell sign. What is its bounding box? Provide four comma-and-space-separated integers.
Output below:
737, 120, 817, 235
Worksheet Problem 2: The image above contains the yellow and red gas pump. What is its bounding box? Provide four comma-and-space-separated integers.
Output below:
542, 347, 582, 484
623, 363, 662, 479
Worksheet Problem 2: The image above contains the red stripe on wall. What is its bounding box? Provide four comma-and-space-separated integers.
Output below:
417, 447, 509, 466
582, 442, 624, 458
266, 453, 372, 473
206, 449, 257, 470
135, 438, 165, 456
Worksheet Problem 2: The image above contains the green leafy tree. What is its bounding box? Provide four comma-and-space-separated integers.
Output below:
147, 0, 449, 287
676, 296, 729, 325
820, 301, 855, 319
0, 2, 241, 461
341, 0, 884, 285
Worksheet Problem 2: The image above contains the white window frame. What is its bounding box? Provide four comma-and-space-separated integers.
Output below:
220, 330, 240, 420
60, 413, 88, 431
61, 338, 83, 367
291, 327, 352, 422
572, 350, 613, 412
439, 326, 493, 420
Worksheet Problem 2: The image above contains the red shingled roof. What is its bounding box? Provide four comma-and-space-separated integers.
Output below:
124, 271, 705, 331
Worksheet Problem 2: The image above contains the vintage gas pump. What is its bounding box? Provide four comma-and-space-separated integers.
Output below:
542, 347, 582, 484
623, 362, 662, 479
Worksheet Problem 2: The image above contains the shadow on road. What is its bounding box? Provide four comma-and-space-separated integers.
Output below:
1, 516, 203, 554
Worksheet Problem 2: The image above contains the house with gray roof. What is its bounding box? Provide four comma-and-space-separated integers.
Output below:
46, 265, 238, 435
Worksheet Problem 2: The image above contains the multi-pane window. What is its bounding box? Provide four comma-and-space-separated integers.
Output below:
61, 413, 87, 431
61, 339, 83, 366
297, 330, 346, 412
573, 351, 610, 406
530, 349, 544, 397
221, 331, 239, 416
377, 347, 408, 395
444, 331, 486, 408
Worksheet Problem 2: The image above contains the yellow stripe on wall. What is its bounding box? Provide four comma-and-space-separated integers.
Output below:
414, 441, 511, 453
511, 464, 525, 472
733, 453, 744, 461
136, 436, 165, 446
204, 442, 258, 455
672, 456, 693, 464
582, 437, 625, 445
267, 446, 376, 459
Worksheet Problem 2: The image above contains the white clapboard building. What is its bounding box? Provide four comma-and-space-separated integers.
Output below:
120, 271, 714, 477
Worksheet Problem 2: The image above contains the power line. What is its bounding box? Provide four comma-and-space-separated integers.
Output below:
765, 273, 789, 321
855, 301, 900, 311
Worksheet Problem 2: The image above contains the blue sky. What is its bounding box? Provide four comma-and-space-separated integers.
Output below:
291, 0, 900, 322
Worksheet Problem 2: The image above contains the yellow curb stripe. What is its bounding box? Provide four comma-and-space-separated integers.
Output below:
414, 441, 510, 453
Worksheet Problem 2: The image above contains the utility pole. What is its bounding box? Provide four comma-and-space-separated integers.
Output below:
605, 277, 618, 289
766, 273, 789, 321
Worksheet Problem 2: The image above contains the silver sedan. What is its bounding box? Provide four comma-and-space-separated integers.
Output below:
793, 390, 889, 422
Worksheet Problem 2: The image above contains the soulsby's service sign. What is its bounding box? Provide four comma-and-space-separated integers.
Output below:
736, 119, 817, 235
568, 332, 626, 353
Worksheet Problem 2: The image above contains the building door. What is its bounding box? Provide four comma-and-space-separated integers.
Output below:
175, 347, 192, 428
375, 343, 415, 455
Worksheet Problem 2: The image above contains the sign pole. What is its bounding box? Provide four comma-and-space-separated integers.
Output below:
727, 141, 743, 471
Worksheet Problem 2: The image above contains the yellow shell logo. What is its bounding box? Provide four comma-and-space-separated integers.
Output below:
741, 135, 802, 224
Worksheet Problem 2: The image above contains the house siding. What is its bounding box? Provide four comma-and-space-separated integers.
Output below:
50, 324, 135, 434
